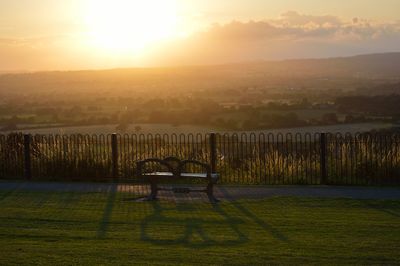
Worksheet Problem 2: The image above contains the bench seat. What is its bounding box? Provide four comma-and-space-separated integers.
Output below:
144, 172, 219, 180
143, 172, 174, 177
137, 157, 219, 203
181, 173, 219, 180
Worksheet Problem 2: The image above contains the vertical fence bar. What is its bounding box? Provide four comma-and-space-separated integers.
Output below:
210, 133, 217, 174
111, 133, 118, 179
24, 134, 32, 180
320, 133, 327, 185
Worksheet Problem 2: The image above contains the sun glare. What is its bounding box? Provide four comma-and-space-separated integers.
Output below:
83, 0, 179, 55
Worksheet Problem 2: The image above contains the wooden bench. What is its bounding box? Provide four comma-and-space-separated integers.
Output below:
136, 157, 219, 203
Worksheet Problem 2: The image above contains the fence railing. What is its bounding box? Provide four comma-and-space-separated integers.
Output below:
0, 132, 399, 185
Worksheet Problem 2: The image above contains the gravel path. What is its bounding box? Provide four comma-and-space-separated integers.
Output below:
1, 181, 399, 201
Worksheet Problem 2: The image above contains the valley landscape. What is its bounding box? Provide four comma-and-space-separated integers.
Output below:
1, 1, 400, 265
1, 53, 400, 135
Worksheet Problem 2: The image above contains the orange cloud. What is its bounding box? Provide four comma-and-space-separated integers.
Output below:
1, 12, 400, 70
145, 12, 400, 66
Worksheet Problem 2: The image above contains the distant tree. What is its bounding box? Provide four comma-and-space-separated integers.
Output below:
148, 111, 167, 123
87, 106, 101, 111
284, 113, 300, 125
145, 98, 165, 109
355, 115, 367, 123
298, 98, 310, 108
116, 123, 128, 132
226, 119, 239, 130
52, 113, 59, 122
9, 115, 19, 124
242, 119, 260, 130
120, 112, 134, 124
35, 107, 56, 116
336, 95, 400, 115
111, 112, 120, 122
97, 116, 110, 124
64, 106, 83, 118
2, 122, 18, 131
214, 118, 225, 126
24, 116, 35, 123
344, 114, 355, 123
322, 113, 339, 124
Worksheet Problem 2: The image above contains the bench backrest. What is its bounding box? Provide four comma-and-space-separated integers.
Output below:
163, 157, 181, 170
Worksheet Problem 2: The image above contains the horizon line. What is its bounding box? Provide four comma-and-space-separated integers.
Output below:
1, 51, 400, 75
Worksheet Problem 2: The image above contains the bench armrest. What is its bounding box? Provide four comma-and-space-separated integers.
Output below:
136, 158, 175, 178
179, 160, 212, 179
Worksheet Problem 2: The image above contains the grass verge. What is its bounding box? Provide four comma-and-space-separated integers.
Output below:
0, 189, 399, 265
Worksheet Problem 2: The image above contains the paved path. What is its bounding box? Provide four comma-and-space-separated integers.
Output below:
1, 181, 399, 201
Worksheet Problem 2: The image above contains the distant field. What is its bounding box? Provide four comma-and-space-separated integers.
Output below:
1, 122, 395, 135
215, 108, 341, 121
0, 190, 399, 265
1, 124, 213, 135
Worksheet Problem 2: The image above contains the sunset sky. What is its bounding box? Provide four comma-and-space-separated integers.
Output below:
1, 0, 400, 71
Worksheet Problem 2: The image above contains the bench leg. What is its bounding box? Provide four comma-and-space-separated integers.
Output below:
147, 181, 158, 201
206, 183, 219, 203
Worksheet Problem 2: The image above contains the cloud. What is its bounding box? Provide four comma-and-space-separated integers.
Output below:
144, 12, 400, 66
278, 11, 342, 26
0, 35, 99, 71
1, 11, 400, 69
199, 11, 400, 42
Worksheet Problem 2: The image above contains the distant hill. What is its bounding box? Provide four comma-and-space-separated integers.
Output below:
0, 52, 399, 93
268, 53, 400, 78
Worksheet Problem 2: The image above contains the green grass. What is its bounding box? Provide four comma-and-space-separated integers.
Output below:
0, 190, 399, 265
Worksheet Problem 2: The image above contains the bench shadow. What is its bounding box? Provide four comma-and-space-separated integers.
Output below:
97, 183, 117, 238
0, 182, 23, 201
362, 200, 400, 218
140, 201, 248, 248
96, 184, 289, 244
218, 186, 289, 243
0, 183, 55, 208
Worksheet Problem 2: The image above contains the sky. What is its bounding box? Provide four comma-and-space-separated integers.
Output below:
1, 0, 400, 71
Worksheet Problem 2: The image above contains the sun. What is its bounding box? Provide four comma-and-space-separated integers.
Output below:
83, 0, 179, 55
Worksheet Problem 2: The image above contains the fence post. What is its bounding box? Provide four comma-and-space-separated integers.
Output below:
111, 133, 119, 179
320, 133, 327, 185
23, 134, 32, 180
210, 133, 217, 173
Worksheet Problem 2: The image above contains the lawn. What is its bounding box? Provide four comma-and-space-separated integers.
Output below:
0, 189, 399, 265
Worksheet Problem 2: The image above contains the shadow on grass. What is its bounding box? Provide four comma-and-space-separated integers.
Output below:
95, 184, 289, 245
97, 183, 117, 238
140, 201, 248, 248
0, 182, 23, 201
218, 186, 289, 243
362, 200, 400, 218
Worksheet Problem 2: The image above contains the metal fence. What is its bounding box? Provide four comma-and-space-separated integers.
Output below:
0, 132, 399, 185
